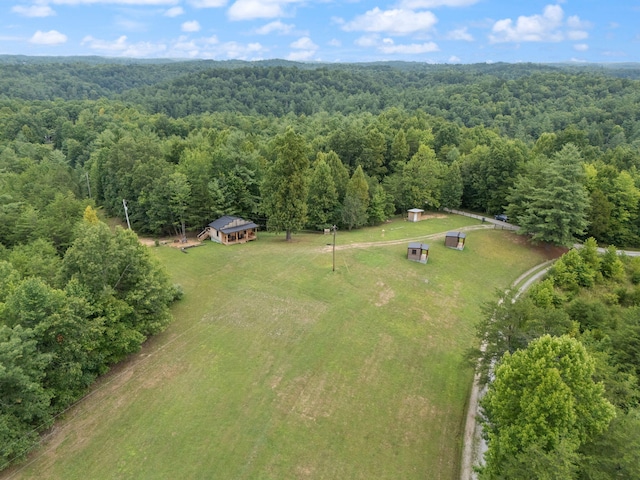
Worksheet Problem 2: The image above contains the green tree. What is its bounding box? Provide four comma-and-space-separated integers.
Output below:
507, 144, 589, 246
389, 129, 409, 173
0, 325, 53, 464
261, 128, 309, 241
367, 183, 393, 225
307, 158, 339, 230
480, 335, 615, 479
578, 410, 640, 479
167, 171, 191, 241
341, 165, 369, 230
359, 127, 386, 179
440, 161, 464, 209
323, 150, 349, 202
401, 145, 444, 211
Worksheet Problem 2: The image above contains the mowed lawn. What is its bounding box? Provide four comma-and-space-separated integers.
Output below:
4, 216, 554, 480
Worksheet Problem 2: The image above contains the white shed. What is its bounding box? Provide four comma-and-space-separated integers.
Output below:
407, 208, 424, 222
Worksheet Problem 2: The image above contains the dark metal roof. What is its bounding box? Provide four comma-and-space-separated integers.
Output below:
208, 215, 239, 230
220, 222, 258, 234
408, 242, 429, 250
208, 216, 258, 234
445, 231, 466, 238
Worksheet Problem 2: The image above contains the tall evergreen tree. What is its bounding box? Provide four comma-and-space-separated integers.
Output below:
307, 158, 339, 230
322, 150, 349, 202
507, 144, 589, 246
341, 165, 369, 230
261, 127, 309, 241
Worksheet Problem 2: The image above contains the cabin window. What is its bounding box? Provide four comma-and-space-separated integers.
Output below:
411, 249, 417, 255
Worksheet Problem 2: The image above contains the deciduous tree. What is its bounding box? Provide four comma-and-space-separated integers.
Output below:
480, 335, 615, 479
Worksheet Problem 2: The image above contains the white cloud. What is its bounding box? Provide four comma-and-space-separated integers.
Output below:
448, 55, 461, 62
30, 30, 67, 45
489, 5, 565, 43
182, 20, 201, 32
255, 21, 295, 35
400, 0, 478, 8
290, 36, 317, 50
328, 38, 341, 47
214, 41, 264, 59
287, 50, 315, 61
378, 39, 439, 54
573, 43, 588, 51
116, 18, 147, 31
567, 15, 591, 30
188, 0, 228, 7
355, 35, 438, 55
446, 27, 473, 41
228, 0, 302, 21
164, 6, 184, 16
355, 34, 381, 47
201, 35, 219, 44
343, 7, 437, 35
45, 0, 178, 5
12, 5, 56, 17
567, 30, 588, 41
81, 35, 168, 56
81, 33, 266, 60
287, 36, 318, 61
81, 34, 130, 52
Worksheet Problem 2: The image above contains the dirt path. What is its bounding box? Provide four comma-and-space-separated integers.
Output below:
319, 224, 493, 253
458, 260, 557, 480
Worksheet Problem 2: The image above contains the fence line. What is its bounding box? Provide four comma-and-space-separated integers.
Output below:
442, 208, 519, 231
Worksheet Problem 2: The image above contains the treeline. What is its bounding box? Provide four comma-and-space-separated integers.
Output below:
2, 92, 640, 246
475, 241, 640, 478
0, 208, 179, 466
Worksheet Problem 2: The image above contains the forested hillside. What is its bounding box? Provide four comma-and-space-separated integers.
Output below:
474, 241, 640, 478
2, 57, 640, 471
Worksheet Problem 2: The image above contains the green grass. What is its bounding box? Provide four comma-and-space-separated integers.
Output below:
4, 216, 555, 480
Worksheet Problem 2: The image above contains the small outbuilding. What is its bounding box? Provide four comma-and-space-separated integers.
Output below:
445, 231, 466, 250
407, 208, 424, 222
407, 242, 429, 264
198, 215, 258, 245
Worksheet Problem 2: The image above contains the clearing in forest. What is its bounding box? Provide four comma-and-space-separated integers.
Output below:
2, 215, 559, 480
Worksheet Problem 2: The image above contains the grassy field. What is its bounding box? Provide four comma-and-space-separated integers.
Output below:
3, 215, 558, 480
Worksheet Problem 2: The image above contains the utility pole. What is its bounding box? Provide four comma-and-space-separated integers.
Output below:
332, 225, 337, 272
122, 199, 131, 230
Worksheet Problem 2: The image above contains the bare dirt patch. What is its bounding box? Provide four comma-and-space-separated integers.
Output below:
138, 234, 203, 249
375, 281, 395, 307
506, 234, 568, 260
276, 373, 337, 422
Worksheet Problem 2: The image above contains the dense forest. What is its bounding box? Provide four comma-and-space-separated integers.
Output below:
1, 57, 640, 474
474, 240, 640, 478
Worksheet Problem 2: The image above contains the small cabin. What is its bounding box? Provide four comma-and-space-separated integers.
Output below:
197, 216, 258, 245
445, 231, 466, 250
407, 242, 429, 264
407, 208, 424, 222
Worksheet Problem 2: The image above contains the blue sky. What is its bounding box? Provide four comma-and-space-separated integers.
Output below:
1, 0, 639, 63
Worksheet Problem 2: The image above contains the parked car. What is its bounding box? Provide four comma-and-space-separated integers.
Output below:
494, 214, 508, 222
